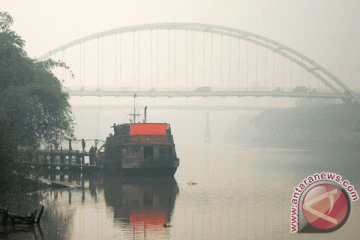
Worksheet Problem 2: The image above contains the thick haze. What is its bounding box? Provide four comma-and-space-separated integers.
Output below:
3, 0, 360, 90
1, 4, 360, 238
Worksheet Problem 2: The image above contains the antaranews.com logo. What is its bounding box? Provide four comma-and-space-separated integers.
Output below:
290, 172, 358, 233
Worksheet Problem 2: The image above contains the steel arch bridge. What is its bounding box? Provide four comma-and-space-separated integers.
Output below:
38, 23, 359, 104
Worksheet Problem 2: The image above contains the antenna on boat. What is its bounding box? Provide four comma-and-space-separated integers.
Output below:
129, 94, 140, 123
133, 94, 136, 123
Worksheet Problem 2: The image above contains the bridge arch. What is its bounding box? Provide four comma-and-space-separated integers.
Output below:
38, 23, 359, 103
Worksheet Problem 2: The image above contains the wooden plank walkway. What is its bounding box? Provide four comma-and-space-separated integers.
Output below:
24, 162, 100, 169
23, 149, 101, 170
38, 178, 81, 189
35, 151, 91, 156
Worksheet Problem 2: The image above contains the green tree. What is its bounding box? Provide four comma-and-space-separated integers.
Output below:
0, 12, 74, 192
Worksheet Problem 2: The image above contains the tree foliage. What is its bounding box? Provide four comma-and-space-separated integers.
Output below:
0, 12, 74, 187
0, 12, 13, 31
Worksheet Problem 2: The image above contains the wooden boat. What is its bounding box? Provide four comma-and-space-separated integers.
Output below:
100, 97, 179, 176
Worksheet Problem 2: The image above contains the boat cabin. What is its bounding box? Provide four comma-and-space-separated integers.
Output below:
104, 123, 177, 168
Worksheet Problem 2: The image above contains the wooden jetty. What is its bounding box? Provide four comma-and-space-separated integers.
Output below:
20, 149, 102, 180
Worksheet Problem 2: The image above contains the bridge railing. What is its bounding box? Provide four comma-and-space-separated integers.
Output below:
65, 85, 338, 94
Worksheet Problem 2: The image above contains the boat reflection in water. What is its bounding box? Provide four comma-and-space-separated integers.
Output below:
104, 176, 179, 238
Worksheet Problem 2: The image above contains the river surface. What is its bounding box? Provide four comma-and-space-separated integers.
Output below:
1, 142, 359, 239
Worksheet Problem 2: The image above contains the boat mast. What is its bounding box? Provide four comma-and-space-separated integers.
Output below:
133, 94, 136, 123
128, 94, 141, 123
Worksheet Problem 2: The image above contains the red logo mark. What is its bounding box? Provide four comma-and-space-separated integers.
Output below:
302, 184, 349, 230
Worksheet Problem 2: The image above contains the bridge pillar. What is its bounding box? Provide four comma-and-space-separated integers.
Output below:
205, 111, 210, 143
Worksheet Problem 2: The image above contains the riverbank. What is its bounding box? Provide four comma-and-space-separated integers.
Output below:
226, 103, 360, 150
0, 174, 49, 196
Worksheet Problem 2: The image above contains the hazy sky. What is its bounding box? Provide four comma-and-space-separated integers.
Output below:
3, 0, 360, 90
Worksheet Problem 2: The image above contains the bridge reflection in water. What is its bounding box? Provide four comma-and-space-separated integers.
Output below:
104, 176, 179, 238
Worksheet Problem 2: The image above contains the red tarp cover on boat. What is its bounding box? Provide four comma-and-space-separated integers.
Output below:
130, 124, 169, 135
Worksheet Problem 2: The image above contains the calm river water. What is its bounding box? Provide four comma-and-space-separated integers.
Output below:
1, 142, 359, 239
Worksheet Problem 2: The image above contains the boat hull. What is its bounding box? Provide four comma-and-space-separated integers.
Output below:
103, 167, 178, 176
102, 123, 180, 177
103, 162, 178, 176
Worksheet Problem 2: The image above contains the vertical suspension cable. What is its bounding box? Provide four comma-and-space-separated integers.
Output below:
120, 34, 122, 90
168, 29, 170, 90
265, 47, 267, 92
98, 38, 99, 89
273, 51, 275, 91
203, 31, 205, 87
150, 30, 153, 88
83, 42, 85, 89
211, 32, 213, 88
157, 30, 159, 89
79, 43, 81, 88
229, 35, 231, 88
238, 38, 240, 90
102, 38, 104, 90
255, 44, 258, 90
115, 34, 117, 90
186, 30, 188, 89
138, 31, 140, 90
283, 55, 285, 91
175, 30, 177, 90
246, 41, 249, 91
133, 32, 135, 91
221, 35, 223, 87
193, 31, 195, 88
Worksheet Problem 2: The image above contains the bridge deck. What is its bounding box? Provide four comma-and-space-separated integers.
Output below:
67, 90, 354, 99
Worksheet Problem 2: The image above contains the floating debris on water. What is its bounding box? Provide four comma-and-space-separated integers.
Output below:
0, 206, 44, 226
187, 181, 198, 186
